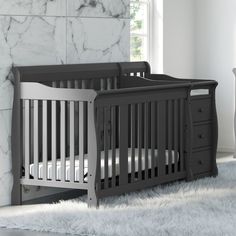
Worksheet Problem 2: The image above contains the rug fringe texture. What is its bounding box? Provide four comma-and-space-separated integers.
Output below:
0, 159, 236, 236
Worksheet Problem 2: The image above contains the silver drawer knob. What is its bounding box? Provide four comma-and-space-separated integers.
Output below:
198, 160, 203, 165
198, 134, 205, 139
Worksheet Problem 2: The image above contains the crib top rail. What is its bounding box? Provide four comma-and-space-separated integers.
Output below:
13, 62, 120, 82
98, 76, 217, 96
119, 61, 150, 75
146, 74, 218, 85
13, 61, 151, 82
13, 61, 218, 95
20, 82, 97, 102
119, 74, 217, 88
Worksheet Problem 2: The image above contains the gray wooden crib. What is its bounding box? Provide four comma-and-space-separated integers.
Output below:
11, 62, 218, 207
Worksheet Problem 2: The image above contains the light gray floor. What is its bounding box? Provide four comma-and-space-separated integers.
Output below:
0, 228, 63, 236
216, 152, 233, 159
0, 152, 234, 236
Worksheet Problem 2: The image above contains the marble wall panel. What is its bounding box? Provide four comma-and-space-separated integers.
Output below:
0, 16, 66, 110
67, 17, 130, 63
0, 110, 13, 206
0, 0, 66, 16
0, 0, 130, 206
67, 0, 130, 18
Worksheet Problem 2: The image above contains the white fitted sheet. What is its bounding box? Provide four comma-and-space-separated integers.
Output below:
29, 148, 179, 182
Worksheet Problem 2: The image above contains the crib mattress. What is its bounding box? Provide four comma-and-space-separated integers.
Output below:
29, 148, 179, 182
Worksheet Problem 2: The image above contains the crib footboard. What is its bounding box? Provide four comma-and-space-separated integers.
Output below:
11, 81, 98, 205
94, 85, 189, 201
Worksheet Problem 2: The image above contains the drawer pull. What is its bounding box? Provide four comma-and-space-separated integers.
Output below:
198, 134, 205, 139
198, 160, 203, 165
198, 108, 204, 113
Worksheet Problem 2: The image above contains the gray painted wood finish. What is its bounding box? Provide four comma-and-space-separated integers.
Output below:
11, 62, 218, 207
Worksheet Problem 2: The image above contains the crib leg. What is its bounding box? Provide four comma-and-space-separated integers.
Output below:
11, 181, 22, 205
186, 169, 194, 182
212, 165, 218, 177
87, 188, 99, 208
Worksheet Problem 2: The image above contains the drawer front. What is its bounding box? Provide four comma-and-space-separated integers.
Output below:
191, 98, 212, 122
191, 149, 212, 174
193, 124, 212, 149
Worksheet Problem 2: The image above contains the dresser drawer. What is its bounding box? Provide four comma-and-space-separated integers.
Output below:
193, 124, 212, 148
191, 149, 212, 175
191, 98, 212, 122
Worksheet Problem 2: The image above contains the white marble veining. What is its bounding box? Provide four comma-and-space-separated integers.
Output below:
0, 16, 66, 66
0, 110, 13, 207
67, 18, 130, 63
67, 0, 130, 18
0, 73, 13, 111
0, 0, 66, 16
0, 0, 130, 207
0, 16, 66, 110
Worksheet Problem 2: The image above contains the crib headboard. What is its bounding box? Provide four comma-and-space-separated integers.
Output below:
13, 61, 151, 82
14, 63, 119, 82
11, 61, 152, 179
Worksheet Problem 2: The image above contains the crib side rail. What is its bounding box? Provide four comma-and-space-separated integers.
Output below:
17, 82, 97, 191
94, 86, 188, 197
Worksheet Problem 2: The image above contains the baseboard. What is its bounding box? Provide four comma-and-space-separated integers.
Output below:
22, 189, 86, 205
217, 147, 234, 153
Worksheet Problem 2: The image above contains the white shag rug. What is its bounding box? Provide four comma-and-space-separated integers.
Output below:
0, 158, 236, 236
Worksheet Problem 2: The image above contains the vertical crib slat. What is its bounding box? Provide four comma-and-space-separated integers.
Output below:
22, 100, 25, 176
106, 106, 111, 149
24, 100, 30, 180
51, 82, 57, 181
96, 108, 102, 190
131, 104, 135, 182
74, 80, 79, 89
111, 106, 116, 187
151, 102, 155, 178
42, 100, 48, 180
119, 104, 128, 186
174, 100, 178, 173
60, 99, 66, 182
114, 77, 118, 89
66, 81, 72, 169
180, 99, 184, 172
157, 101, 166, 176
70, 101, 75, 182
78, 80, 86, 183
100, 79, 105, 91
79, 101, 84, 183
138, 103, 142, 180
67, 80, 72, 88
157, 102, 160, 176
33, 100, 38, 180
107, 78, 111, 90
74, 80, 79, 158
168, 100, 173, 174
82, 80, 86, 89
51, 101, 56, 181
144, 102, 148, 180
90, 79, 94, 89
104, 107, 109, 189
